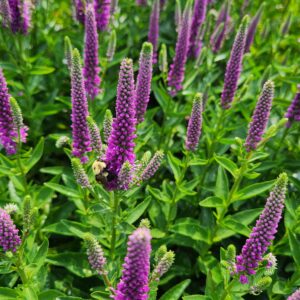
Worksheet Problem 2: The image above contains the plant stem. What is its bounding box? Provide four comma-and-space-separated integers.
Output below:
16, 129, 28, 195
110, 191, 119, 259
102, 273, 112, 288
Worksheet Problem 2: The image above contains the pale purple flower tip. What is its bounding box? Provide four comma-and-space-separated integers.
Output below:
221, 16, 249, 109
0, 0, 11, 28
135, 42, 153, 124
186, 93, 203, 151
105, 59, 136, 190
83, 3, 101, 100
113, 227, 151, 300
71, 49, 92, 163
141, 150, 164, 181
288, 289, 300, 300
188, 0, 207, 59
245, 80, 274, 152
0, 208, 21, 252
117, 161, 133, 190
236, 173, 287, 284
167, 0, 193, 96
73, 0, 85, 24
285, 85, 300, 128
94, 0, 111, 31
148, 0, 160, 64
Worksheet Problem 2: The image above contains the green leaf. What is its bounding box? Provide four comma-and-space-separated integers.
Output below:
167, 152, 182, 182
199, 196, 224, 208
214, 155, 238, 178
40, 166, 64, 175
38, 290, 65, 300
44, 182, 79, 198
183, 296, 211, 300
189, 158, 209, 166
33, 239, 49, 267
160, 279, 191, 300
25, 137, 44, 172
288, 231, 300, 266
215, 166, 229, 200
125, 197, 151, 224
233, 180, 275, 202
0, 288, 19, 299
221, 217, 251, 237
30, 66, 55, 75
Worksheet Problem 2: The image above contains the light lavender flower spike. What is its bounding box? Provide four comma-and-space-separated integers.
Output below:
186, 93, 203, 151
167, 0, 193, 96
87, 116, 102, 155
117, 161, 133, 190
288, 289, 300, 300
174, 0, 181, 32
148, 0, 160, 64
285, 85, 300, 128
221, 15, 249, 109
141, 150, 164, 181
71, 158, 91, 188
0, 0, 11, 28
236, 173, 288, 284
245, 80, 274, 152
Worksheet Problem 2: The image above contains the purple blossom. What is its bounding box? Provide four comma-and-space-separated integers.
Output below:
221, 16, 249, 109
87, 116, 102, 155
148, 0, 160, 64
105, 59, 136, 190
135, 42, 153, 124
0, 0, 11, 28
167, 0, 193, 96
0, 208, 21, 252
141, 150, 164, 181
94, 0, 111, 31
186, 93, 203, 151
136, 0, 147, 6
245, 80, 274, 152
73, 0, 85, 24
71, 158, 91, 188
236, 173, 288, 284
285, 85, 300, 128
188, 0, 207, 59
83, 3, 101, 100
117, 161, 133, 190
114, 227, 151, 300
288, 289, 300, 300
71, 49, 92, 163
8, 0, 31, 34
244, 3, 264, 53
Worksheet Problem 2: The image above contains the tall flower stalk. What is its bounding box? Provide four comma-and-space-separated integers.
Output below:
285, 84, 300, 127
8, 0, 31, 34
71, 49, 91, 163
83, 3, 101, 100
148, 0, 160, 64
221, 16, 249, 109
73, 0, 85, 24
167, 0, 193, 96
94, 0, 111, 31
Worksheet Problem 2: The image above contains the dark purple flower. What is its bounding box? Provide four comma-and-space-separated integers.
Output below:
288, 289, 300, 300
114, 227, 151, 300
105, 59, 136, 190
236, 173, 287, 283
221, 16, 249, 109
73, 0, 85, 24
135, 42, 153, 124
148, 0, 160, 64
71, 49, 92, 163
285, 85, 300, 127
188, 0, 207, 59
8, 0, 31, 34
160, 0, 166, 9
0, 208, 21, 252
94, 0, 111, 31
186, 93, 203, 151
83, 3, 101, 100
244, 3, 264, 53
245, 80, 274, 152
167, 0, 193, 96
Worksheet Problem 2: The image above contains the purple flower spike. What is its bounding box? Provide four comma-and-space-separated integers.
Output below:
141, 150, 164, 181
167, 0, 193, 96
236, 173, 288, 284
288, 289, 300, 300
94, 0, 111, 31
148, 0, 160, 64
0, 208, 21, 252
105, 59, 136, 190
188, 0, 207, 59
186, 93, 203, 151
21, 0, 31, 34
245, 80, 274, 152
221, 16, 249, 109
285, 85, 300, 128
0, 0, 11, 28
83, 3, 101, 100
136, 42, 153, 124
136, 0, 147, 6
8, 0, 31, 34
71, 49, 92, 163
244, 3, 265, 53
73, 0, 85, 24
114, 227, 151, 300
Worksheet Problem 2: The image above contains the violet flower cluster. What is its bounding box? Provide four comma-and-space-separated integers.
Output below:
148, 0, 160, 64
245, 80, 274, 152
71, 49, 92, 163
83, 3, 101, 100
285, 85, 300, 127
288, 289, 300, 300
167, 0, 193, 96
135, 42, 153, 124
0, 208, 21, 252
73, 0, 85, 24
188, 0, 207, 59
94, 0, 111, 31
236, 173, 288, 284
221, 16, 249, 109
114, 227, 151, 300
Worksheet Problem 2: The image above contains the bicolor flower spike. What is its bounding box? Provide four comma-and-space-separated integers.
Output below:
167, 0, 193, 96
148, 0, 160, 64
186, 93, 203, 151
245, 80, 274, 152
114, 227, 151, 300
87, 116, 102, 155
0, 0, 11, 28
71, 158, 91, 188
135, 42, 153, 124
71, 49, 92, 163
117, 161, 133, 190
221, 15, 249, 109
141, 150, 164, 181
285, 85, 300, 127
236, 173, 288, 284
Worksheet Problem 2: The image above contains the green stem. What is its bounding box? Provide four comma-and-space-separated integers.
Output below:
16, 129, 28, 194
102, 273, 112, 288
110, 191, 119, 259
